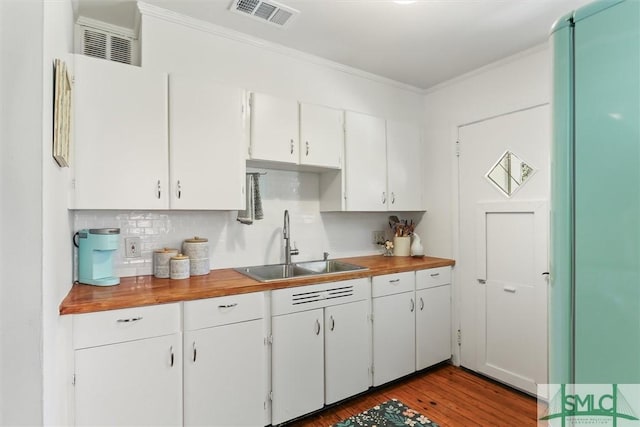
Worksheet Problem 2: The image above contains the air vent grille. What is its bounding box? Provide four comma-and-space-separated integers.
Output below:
230, 0, 299, 28
110, 36, 131, 64
291, 286, 354, 305
83, 29, 107, 59
78, 25, 137, 65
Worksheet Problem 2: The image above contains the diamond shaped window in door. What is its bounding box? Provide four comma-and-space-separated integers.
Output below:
486, 151, 535, 197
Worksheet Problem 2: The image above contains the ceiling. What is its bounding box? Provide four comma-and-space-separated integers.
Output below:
74, 0, 593, 90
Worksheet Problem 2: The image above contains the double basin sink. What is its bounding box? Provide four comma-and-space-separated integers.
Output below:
235, 260, 368, 282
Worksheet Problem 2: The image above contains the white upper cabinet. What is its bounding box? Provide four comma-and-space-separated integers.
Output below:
249, 92, 299, 164
386, 120, 424, 211
168, 74, 246, 210
299, 103, 343, 169
344, 111, 388, 211
73, 55, 168, 209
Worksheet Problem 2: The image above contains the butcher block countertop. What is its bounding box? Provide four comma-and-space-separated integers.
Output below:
60, 255, 455, 315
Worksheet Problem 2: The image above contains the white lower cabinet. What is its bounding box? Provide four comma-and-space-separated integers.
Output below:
271, 278, 371, 425
371, 272, 416, 386
183, 293, 266, 427
271, 308, 325, 425
73, 304, 182, 426
416, 267, 452, 370
324, 300, 371, 404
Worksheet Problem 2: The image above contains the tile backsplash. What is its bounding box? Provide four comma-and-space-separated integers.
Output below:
73, 169, 424, 278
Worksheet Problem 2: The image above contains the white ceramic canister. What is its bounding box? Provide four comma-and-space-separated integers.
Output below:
182, 237, 210, 276
170, 254, 190, 280
153, 248, 179, 279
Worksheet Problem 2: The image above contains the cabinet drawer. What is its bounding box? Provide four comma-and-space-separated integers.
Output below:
271, 278, 369, 316
184, 292, 264, 331
416, 267, 451, 290
73, 303, 180, 349
372, 271, 415, 297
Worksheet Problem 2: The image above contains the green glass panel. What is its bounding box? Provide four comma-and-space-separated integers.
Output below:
550, 22, 574, 385
574, 0, 640, 383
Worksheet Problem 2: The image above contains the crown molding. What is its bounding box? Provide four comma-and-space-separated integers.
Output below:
136, 1, 424, 95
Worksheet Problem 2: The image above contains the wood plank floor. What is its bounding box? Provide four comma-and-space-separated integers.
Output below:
290, 364, 540, 426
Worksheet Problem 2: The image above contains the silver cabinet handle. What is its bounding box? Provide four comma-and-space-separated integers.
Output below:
315, 319, 321, 335
218, 303, 238, 309
391, 192, 395, 204
192, 342, 197, 363
169, 346, 174, 367
177, 180, 182, 199
306, 141, 310, 156
157, 180, 161, 199
430, 273, 440, 277
504, 286, 516, 293
382, 192, 387, 204
420, 297, 424, 311
389, 279, 400, 284
478, 279, 486, 284
410, 298, 415, 312
117, 316, 142, 323
290, 139, 294, 154
330, 315, 335, 331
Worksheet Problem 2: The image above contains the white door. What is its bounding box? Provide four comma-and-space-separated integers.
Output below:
73, 54, 168, 209
271, 309, 324, 425
372, 291, 416, 386
324, 300, 370, 404
75, 334, 182, 426
249, 92, 298, 164
344, 111, 387, 211
300, 103, 343, 169
169, 74, 246, 210
386, 120, 423, 211
458, 105, 549, 395
183, 320, 265, 427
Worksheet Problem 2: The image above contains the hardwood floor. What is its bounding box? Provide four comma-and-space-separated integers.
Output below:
290, 364, 539, 426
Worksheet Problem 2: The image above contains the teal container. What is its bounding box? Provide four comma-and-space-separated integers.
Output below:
551, 0, 640, 384
77, 228, 120, 286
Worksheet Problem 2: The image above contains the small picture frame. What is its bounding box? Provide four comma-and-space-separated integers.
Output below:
53, 58, 71, 167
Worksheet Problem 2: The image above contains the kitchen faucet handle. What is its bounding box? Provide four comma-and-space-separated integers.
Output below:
323, 252, 329, 261
291, 241, 300, 256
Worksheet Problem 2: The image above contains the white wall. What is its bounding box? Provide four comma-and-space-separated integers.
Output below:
42, 0, 75, 424
417, 45, 551, 258
73, 8, 427, 273
0, 1, 45, 424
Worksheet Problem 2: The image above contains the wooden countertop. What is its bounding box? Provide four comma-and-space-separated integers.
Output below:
60, 255, 455, 315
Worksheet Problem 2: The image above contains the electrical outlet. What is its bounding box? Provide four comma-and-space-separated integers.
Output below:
372, 230, 385, 245
125, 237, 141, 258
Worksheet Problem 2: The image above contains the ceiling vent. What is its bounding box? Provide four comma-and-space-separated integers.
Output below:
75, 18, 140, 66
229, 0, 299, 28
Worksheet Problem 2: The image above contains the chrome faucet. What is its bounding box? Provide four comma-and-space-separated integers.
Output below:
283, 209, 299, 265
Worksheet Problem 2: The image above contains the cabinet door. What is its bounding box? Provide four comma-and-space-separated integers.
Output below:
372, 292, 416, 386
272, 309, 324, 425
387, 120, 423, 211
169, 74, 246, 210
73, 55, 168, 209
250, 92, 298, 164
325, 300, 371, 404
344, 111, 387, 211
183, 319, 265, 426
300, 103, 343, 169
74, 334, 181, 426
416, 285, 451, 370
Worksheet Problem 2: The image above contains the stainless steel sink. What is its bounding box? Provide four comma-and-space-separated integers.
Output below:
295, 260, 368, 275
235, 263, 314, 282
234, 260, 368, 282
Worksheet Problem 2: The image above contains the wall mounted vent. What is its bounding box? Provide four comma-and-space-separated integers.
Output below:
75, 18, 140, 66
229, 0, 299, 28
